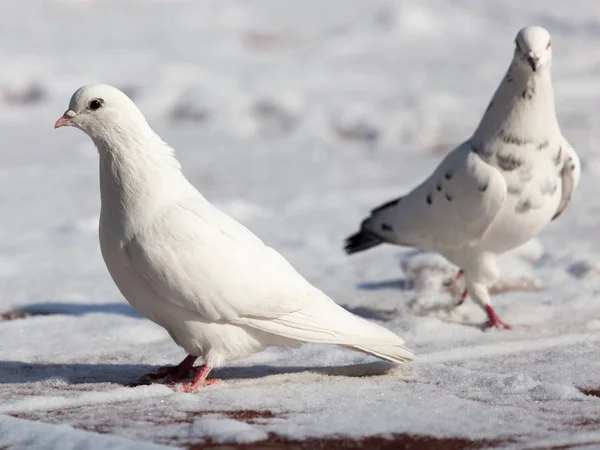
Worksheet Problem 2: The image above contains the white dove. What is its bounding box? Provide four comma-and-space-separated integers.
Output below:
54, 84, 413, 392
345, 26, 580, 330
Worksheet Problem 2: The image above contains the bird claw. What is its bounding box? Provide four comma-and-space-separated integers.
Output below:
484, 319, 513, 330
483, 305, 512, 330
165, 364, 219, 392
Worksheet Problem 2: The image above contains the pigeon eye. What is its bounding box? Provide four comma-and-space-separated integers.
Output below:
515, 39, 521, 51
546, 40, 551, 49
89, 99, 103, 110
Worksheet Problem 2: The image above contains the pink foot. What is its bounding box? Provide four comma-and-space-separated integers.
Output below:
139, 355, 198, 383
484, 305, 512, 330
170, 364, 219, 393
177, 378, 221, 393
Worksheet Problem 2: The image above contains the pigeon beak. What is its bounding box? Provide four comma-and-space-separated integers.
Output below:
527, 54, 540, 72
54, 110, 76, 129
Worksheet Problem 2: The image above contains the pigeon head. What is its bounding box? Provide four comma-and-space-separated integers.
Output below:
513, 26, 552, 73
55, 84, 152, 146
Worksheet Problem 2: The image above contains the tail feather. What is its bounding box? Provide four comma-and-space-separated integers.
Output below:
346, 196, 405, 254
240, 297, 414, 364
344, 230, 382, 254
344, 344, 413, 363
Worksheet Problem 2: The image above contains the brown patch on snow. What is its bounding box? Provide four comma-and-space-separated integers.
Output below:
0, 311, 33, 321
10, 406, 512, 449
190, 409, 277, 423
579, 387, 600, 398
0, 310, 56, 322
195, 434, 509, 450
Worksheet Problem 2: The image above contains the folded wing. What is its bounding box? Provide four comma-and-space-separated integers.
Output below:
552, 138, 580, 220
359, 142, 507, 251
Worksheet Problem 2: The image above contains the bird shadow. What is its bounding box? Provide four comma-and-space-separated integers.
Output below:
341, 305, 399, 322
357, 278, 408, 291
350, 280, 495, 331
0, 360, 402, 386
13, 302, 142, 318
342, 277, 409, 322
0, 360, 155, 385
213, 360, 400, 381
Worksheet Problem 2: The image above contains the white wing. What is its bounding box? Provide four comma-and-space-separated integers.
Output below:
125, 197, 316, 322
552, 137, 580, 220
361, 142, 507, 251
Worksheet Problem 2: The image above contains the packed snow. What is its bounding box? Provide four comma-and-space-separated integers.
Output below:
1, 0, 600, 448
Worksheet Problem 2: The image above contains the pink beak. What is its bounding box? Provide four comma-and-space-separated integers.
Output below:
54, 110, 76, 129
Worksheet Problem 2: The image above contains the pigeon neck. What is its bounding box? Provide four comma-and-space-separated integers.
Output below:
472, 63, 558, 148
97, 137, 184, 239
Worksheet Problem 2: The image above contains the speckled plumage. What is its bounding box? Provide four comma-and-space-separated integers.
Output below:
345, 26, 580, 329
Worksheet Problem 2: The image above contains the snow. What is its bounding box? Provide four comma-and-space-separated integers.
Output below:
1, 0, 600, 448
0, 414, 172, 450
187, 416, 269, 444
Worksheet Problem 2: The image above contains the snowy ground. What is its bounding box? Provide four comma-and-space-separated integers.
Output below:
2, 0, 600, 448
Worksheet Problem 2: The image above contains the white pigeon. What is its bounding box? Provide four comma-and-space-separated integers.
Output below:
345, 26, 580, 329
54, 84, 413, 392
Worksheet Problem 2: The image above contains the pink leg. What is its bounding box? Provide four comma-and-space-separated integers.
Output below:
173, 365, 220, 393
139, 355, 198, 383
484, 305, 512, 330
448, 269, 467, 306
457, 287, 469, 305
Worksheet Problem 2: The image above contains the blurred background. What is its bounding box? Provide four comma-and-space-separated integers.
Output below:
0, 0, 598, 315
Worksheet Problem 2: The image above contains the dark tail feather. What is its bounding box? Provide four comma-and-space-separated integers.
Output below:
344, 231, 382, 254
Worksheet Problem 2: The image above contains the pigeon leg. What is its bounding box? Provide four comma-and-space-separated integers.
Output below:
139, 355, 198, 383
457, 287, 469, 306
467, 282, 512, 330
445, 269, 467, 305
174, 365, 220, 392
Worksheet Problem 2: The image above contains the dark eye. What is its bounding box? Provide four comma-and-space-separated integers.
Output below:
546, 40, 551, 49
89, 99, 103, 110
515, 39, 521, 51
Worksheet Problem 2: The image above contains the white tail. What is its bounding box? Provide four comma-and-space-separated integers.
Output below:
240, 296, 414, 363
